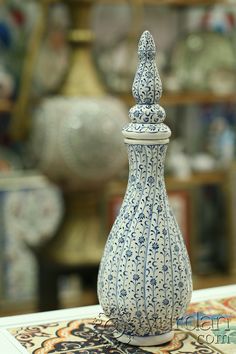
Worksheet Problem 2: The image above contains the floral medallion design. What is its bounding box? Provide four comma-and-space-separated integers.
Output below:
8, 295, 236, 353
9, 312, 233, 354
9, 318, 191, 353
97, 31, 192, 344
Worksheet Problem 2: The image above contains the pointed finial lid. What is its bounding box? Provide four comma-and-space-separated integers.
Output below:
123, 30, 171, 145
132, 30, 162, 105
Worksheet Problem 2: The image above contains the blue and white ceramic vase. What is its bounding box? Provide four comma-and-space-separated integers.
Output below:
97, 31, 192, 346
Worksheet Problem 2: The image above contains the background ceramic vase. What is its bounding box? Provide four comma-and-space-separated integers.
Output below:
27, 1, 130, 271
31, 96, 127, 190
97, 31, 192, 346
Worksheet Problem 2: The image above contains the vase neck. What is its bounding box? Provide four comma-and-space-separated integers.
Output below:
127, 144, 167, 182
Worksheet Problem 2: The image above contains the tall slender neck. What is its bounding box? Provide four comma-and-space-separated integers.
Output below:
127, 144, 168, 184
60, 0, 105, 96
66, 0, 94, 47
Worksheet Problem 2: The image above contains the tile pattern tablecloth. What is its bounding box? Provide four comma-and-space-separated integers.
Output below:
8, 296, 236, 353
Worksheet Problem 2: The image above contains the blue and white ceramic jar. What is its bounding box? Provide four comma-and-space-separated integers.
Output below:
97, 31, 192, 346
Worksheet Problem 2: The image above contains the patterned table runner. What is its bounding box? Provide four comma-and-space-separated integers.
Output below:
8, 296, 236, 353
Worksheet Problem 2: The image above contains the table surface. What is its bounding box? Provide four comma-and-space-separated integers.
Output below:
1, 284, 236, 353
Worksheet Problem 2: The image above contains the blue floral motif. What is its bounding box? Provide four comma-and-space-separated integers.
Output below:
138, 236, 145, 244
135, 311, 142, 318
130, 175, 135, 182
136, 182, 142, 190
129, 105, 166, 124
123, 123, 171, 138
136, 146, 143, 153
152, 242, 159, 250
97, 30, 192, 342
134, 110, 139, 117
152, 313, 158, 320
150, 278, 157, 285
120, 289, 127, 297
147, 176, 155, 185
126, 250, 132, 257
138, 213, 145, 221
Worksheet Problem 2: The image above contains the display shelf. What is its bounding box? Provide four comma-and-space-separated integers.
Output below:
99, 0, 228, 6
162, 92, 236, 106
143, 0, 229, 6
166, 171, 226, 189
0, 99, 13, 113
120, 91, 236, 107
0, 299, 37, 317
11, 92, 232, 110
107, 171, 226, 197
193, 273, 236, 290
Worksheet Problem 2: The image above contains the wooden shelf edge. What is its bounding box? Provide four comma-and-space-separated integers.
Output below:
0, 299, 37, 316
166, 171, 226, 189
2, 91, 234, 111
119, 91, 236, 106
108, 171, 226, 192
98, 0, 229, 6
0, 99, 13, 113
144, 0, 230, 6
161, 91, 236, 105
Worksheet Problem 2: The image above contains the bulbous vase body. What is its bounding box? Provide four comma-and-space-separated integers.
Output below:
98, 142, 192, 344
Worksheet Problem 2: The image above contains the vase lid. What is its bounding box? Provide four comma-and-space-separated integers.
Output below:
122, 30, 171, 145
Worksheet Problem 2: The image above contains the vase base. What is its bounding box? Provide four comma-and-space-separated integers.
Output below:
114, 331, 174, 346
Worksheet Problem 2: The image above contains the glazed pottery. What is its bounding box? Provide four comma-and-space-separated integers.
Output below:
31, 96, 128, 189
97, 31, 192, 346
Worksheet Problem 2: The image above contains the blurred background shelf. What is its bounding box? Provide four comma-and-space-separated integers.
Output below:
6, 91, 235, 112
0, 99, 13, 113
100, 0, 228, 6
109, 171, 226, 191
120, 92, 236, 107
166, 171, 226, 188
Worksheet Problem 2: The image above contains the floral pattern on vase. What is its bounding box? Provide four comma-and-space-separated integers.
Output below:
97, 31, 192, 346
